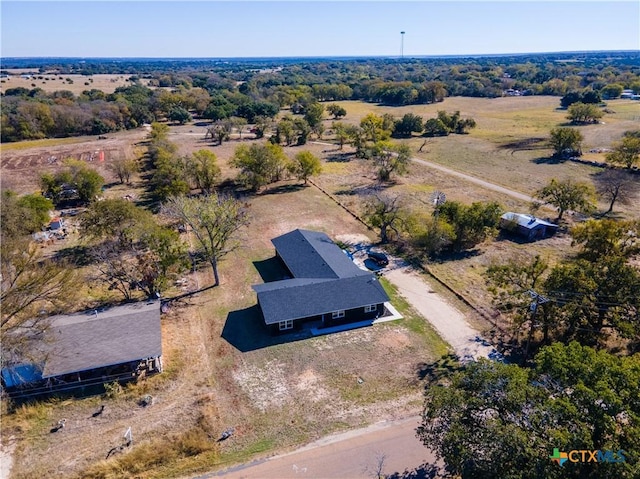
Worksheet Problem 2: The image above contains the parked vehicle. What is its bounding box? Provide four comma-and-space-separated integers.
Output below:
367, 251, 389, 266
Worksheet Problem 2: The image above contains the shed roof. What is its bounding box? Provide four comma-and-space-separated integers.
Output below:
32, 301, 162, 378
501, 212, 558, 230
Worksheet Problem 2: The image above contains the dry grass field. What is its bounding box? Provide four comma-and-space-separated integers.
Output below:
2, 95, 639, 478
0, 72, 152, 95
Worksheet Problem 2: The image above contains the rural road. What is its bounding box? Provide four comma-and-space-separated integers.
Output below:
203, 416, 437, 479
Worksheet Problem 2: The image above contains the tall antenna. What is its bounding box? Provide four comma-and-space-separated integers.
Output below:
400, 31, 406, 59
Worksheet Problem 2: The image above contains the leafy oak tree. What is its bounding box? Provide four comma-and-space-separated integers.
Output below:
534, 178, 596, 221
606, 132, 640, 169
287, 151, 322, 184
231, 143, 288, 191
549, 127, 583, 159
367, 141, 411, 182
326, 103, 346, 119
418, 342, 640, 479
185, 149, 221, 195
567, 102, 603, 124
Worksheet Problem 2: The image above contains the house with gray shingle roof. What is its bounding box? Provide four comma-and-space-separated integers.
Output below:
253, 229, 390, 332
1, 301, 162, 398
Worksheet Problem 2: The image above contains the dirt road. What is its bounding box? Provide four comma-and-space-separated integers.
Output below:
205, 416, 436, 479
409, 156, 535, 203
385, 265, 500, 361
311, 141, 535, 203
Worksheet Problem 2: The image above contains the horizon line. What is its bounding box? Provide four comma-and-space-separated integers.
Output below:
2, 49, 639, 62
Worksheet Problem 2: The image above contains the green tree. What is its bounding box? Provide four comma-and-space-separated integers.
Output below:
549, 127, 584, 159
326, 103, 346, 119
360, 113, 392, 143
486, 254, 552, 349
287, 151, 322, 184
1, 192, 54, 238
331, 122, 349, 150
367, 141, 411, 182
252, 115, 272, 139
606, 132, 640, 169
423, 118, 449, 137
303, 102, 325, 128
567, 102, 603, 124
392, 113, 423, 138
600, 83, 624, 99
404, 211, 455, 257
168, 106, 192, 125
438, 201, 503, 251
570, 219, 640, 262
40, 160, 104, 205
186, 149, 221, 194
417, 343, 640, 479
544, 254, 640, 344
161, 194, 249, 286
534, 178, 596, 221
231, 143, 288, 191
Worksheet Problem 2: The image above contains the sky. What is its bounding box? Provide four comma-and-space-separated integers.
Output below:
1, 1, 639, 58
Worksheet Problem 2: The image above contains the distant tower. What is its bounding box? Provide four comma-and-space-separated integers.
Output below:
400, 31, 406, 59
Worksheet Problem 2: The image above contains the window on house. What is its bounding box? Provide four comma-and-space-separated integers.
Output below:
364, 304, 377, 313
279, 320, 293, 330
332, 310, 345, 319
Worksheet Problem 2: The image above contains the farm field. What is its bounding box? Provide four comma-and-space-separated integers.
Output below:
2, 95, 639, 478
0, 72, 152, 95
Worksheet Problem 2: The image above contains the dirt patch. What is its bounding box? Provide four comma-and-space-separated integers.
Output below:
233, 360, 291, 412
377, 328, 412, 349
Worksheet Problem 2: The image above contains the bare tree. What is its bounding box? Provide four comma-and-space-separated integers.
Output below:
362, 451, 387, 479
593, 169, 640, 216
107, 158, 139, 184
161, 194, 249, 286
364, 193, 404, 244
1, 237, 80, 367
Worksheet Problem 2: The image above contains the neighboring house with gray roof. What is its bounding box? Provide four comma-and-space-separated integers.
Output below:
500, 212, 559, 241
1, 301, 162, 398
253, 229, 390, 332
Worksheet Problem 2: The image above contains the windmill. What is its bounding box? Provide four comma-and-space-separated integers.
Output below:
400, 31, 406, 59
430, 191, 446, 216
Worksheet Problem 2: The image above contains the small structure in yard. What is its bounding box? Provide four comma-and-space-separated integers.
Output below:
500, 212, 558, 241
252, 229, 391, 333
1, 301, 163, 399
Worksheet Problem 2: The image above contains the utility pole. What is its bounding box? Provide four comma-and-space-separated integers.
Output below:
523, 289, 548, 364
400, 31, 405, 59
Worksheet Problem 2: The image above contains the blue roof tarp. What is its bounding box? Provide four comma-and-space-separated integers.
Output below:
1, 364, 43, 388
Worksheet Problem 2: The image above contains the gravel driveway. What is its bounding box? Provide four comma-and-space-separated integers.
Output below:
384, 264, 502, 362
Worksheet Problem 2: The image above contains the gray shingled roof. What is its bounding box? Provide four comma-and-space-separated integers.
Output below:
254, 229, 390, 325
272, 229, 368, 279
37, 301, 162, 378
254, 275, 388, 324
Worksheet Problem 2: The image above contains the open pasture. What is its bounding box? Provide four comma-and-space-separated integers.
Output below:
0, 73, 152, 95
